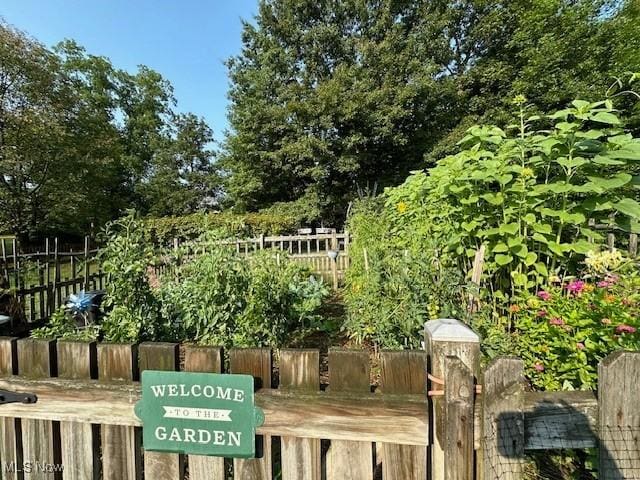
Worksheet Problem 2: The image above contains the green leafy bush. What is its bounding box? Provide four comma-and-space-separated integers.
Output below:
31, 307, 100, 342
145, 211, 300, 246
159, 247, 329, 347
100, 211, 162, 343
510, 250, 640, 390
344, 199, 466, 349
386, 98, 640, 300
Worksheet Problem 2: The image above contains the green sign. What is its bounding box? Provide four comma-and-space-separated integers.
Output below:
134, 371, 264, 458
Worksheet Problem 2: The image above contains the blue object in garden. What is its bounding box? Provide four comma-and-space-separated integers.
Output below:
65, 290, 106, 327
66, 291, 96, 315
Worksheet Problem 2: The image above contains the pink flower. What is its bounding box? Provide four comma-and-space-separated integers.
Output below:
606, 273, 619, 284
576, 342, 585, 350
597, 281, 610, 288
534, 362, 545, 372
537, 291, 551, 301
537, 309, 548, 317
601, 317, 611, 325
565, 280, 586, 294
549, 317, 564, 326
616, 324, 637, 334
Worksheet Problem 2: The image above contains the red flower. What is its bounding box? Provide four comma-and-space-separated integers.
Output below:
534, 362, 545, 372
549, 317, 564, 326
537, 309, 548, 317
576, 342, 585, 350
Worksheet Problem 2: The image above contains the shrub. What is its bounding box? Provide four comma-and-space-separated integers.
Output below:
510, 250, 640, 390
99, 211, 162, 343
31, 307, 100, 342
385, 98, 640, 301
344, 199, 466, 349
159, 247, 329, 348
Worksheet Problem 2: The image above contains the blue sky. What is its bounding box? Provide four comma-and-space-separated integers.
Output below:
0, 0, 258, 138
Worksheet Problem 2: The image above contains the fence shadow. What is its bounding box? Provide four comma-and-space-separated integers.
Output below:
492, 401, 631, 479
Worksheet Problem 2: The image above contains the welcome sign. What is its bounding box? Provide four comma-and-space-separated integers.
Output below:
134, 371, 265, 458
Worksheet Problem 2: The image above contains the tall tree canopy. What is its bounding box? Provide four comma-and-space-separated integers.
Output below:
0, 22, 219, 241
223, 0, 640, 223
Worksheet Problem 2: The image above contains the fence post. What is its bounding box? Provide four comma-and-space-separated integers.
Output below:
331, 232, 338, 290
629, 233, 638, 257
598, 351, 640, 479
425, 318, 480, 480
444, 355, 475, 480
481, 357, 525, 480
83, 236, 90, 291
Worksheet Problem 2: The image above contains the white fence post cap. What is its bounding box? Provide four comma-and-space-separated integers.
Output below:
425, 318, 479, 343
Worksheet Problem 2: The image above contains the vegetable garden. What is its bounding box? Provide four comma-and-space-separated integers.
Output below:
2, 96, 640, 478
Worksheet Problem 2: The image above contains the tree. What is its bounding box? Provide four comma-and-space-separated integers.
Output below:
0, 22, 220, 240
223, 0, 640, 222
222, 0, 455, 223
142, 113, 219, 216
0, 23, 76, 239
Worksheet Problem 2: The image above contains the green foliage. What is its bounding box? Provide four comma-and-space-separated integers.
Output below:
144, 212, 300, 245
0, 22, 219, 241
223, 0, 640, 221
344, 199, 466, 349
510, 256, 640, 391
141, 113, 220, 217
386, 98, 640, 299
100, 212, 162, 343
31, 308, 99, 342
159, 248, 329, 348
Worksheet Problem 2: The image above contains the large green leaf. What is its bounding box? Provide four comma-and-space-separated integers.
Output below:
590, 112, 621, 125
499, 223, 519, 235
548, 241, 567, 256
614, 198, 640, 219
495, 254, 514, 266
586, 173, 632, 190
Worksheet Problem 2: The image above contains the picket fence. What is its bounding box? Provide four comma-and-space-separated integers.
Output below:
0, 319, 638, 480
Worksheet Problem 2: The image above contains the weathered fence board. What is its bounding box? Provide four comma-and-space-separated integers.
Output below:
279, 349, 321, 480
139, 343, 183, 480
57, 341, 99, 480
184, 345, 225, 480
230, 348, 273, 480
482, 357, 524, 480
380, 350, 428, 480
98, 343, 141, 480
18, 338, 59, 480
326, 349, 373, 480
599, 351, 640, 480
0, 337, 19, 480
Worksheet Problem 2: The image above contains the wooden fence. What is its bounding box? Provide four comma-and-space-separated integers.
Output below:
159, 232, 350, 289
0, 237, 105, 327
0, 319, 638, 479
2, 232, 349, 329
